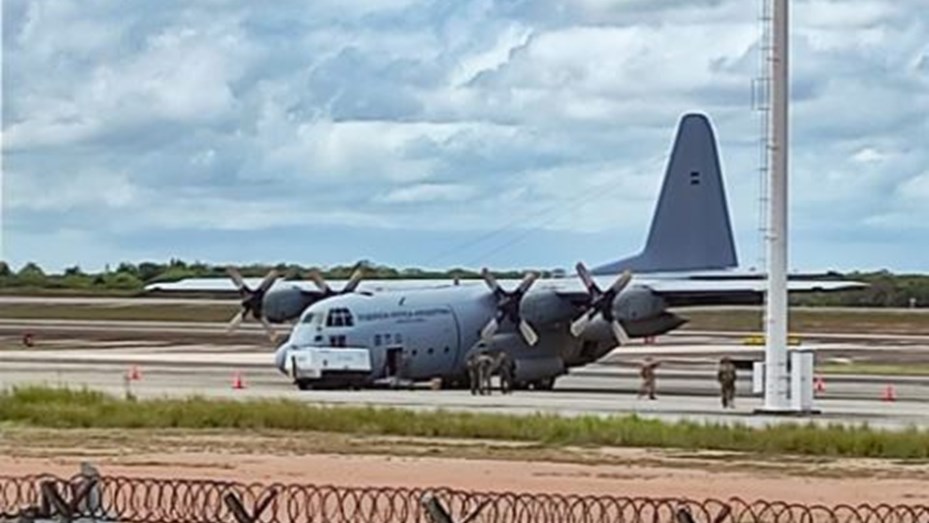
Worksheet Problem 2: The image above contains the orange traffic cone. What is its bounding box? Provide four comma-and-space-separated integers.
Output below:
814, 376, 825, 394
232, 372, 246, 390
127, 365, 142, 381
882, 384, 896, 402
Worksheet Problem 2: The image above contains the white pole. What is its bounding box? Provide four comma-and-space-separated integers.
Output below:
763, 0, 791, 411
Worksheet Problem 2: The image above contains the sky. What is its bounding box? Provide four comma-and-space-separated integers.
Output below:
2, 0, 928, 274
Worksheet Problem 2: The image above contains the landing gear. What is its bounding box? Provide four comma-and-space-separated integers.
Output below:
513, 378, 557, 391
295, 379, 313, 391
529, 377, 556, 391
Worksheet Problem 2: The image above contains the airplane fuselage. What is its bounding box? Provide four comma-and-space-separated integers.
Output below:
276, 285, 620, 388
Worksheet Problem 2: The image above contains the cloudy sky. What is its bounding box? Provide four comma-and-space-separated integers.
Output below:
2, 0, 927, 273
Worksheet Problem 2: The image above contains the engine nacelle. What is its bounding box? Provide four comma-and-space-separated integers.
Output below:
263, 287, 323, 323
612, 285, 667, 322
520, 290, 576, 327
512, 356, 565, 383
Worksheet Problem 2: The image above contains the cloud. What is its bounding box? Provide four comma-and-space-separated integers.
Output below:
379, 183, 478, 203
2, 0, 927, 272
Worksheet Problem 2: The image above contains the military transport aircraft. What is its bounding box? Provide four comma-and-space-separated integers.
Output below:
146, 113, 863, 390
149, 114, 862, 389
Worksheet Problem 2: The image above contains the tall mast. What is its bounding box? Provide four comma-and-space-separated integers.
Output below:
763, 0, 791, 410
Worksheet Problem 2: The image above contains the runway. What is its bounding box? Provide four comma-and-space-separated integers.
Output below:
1, 316, 928, 431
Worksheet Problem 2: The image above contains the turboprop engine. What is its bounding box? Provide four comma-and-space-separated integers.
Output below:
519, 290, 577, 328
570, 262, 686, 343
225, 267, 365, 341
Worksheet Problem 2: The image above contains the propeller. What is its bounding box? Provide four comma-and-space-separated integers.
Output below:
306, 266, 365, 298
480, 268, 540, 346
569, 263, 633, 346
226, 267, 280, 341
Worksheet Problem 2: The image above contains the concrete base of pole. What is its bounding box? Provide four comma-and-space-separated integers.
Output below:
753, 408, 821, 416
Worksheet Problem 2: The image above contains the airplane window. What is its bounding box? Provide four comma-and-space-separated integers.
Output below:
444, 346, 450, 353
427, 348, 434, 355
374, 334, 382, 346
326, 308, 354, 327
385, 333, 393, 344
395, 333, 402, 343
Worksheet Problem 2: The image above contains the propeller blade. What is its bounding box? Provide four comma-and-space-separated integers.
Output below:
481, 268, 501, 293
227, 267, 248, 292
611, 319, 630, 346
569, 311, 593, 337
226, 310, 245, 333
307, 270, 332, 295
480, 317, 499, 341
609, 270, 633, 294
575, 262, 600, 295
516, 271, 539, 295
257, 270, 279, 294
518, 319, 539, 346
260, 316, 277, 343
343, 268, 364, 293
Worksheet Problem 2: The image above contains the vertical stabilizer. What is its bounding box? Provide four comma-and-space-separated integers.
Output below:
593, 113, 738, 274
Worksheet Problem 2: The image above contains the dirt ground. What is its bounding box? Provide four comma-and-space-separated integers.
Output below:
1, 429, 928, 506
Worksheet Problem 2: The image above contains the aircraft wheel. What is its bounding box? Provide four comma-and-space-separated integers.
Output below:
531, 378, 556, 391
295, 380, 314, 391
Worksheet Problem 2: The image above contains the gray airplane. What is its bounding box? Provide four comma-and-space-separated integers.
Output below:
258, 113, 862, 390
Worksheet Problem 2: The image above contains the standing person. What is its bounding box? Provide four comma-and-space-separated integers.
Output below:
477, 351, 495, 395
717, 357, 737, 408
497, 352, 516, 394
638, 357, 659, 400
466, 351, 482, 395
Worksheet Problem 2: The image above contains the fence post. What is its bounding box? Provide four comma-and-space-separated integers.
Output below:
676, 508, 697, 523
36, 478, 98, 523
223, 490, 278, 523
421, 493, 454, 523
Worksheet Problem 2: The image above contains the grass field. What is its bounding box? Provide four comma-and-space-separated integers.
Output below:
2, 302, 927, 334
2, 386, 928, 460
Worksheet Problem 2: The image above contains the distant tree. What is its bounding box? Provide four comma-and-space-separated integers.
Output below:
104, 272, 143, 290
64, 265, 84, 277
116, 262, 139, 278
137, 262, 164, 282
0, 261, 11, 278
16, 262, 47, 286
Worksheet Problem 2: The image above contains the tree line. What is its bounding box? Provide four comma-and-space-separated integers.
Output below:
0, 260, 926, 307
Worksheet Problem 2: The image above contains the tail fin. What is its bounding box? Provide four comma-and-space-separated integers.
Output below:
593, 113, 738, 274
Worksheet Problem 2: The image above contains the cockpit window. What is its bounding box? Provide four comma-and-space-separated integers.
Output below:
325, 308, 354, 327
301, 313, 315, 324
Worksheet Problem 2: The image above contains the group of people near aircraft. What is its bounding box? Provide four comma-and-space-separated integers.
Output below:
635, 356, 738, 408
466, 349, 517, 395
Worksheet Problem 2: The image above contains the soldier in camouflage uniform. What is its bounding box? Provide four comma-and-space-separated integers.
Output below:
467, 349, 495, 395
717, 356, 737, 408
495, 352, 516, 394
638, 357, 659, 400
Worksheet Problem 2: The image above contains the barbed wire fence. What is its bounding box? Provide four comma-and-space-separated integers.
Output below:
2, 471, 929, 523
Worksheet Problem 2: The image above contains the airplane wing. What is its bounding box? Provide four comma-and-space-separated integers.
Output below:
146, 274, 864, 309
539, 274, 865, 308
631, 278, 865, 307
144, 277, 464, 294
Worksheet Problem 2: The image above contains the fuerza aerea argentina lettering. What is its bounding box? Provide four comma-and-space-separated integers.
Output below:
357, 308, 450, 322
